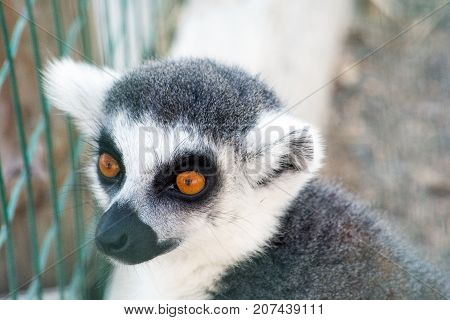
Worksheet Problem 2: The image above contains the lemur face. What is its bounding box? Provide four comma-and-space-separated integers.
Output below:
44, 59, 322, 265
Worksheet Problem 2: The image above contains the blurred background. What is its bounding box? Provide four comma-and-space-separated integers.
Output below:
0, 0, 448, 299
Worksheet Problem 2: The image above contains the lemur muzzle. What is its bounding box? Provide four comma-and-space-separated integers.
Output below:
95, 202, 178, 264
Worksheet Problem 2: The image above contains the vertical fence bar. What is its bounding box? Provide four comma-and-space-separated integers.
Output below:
121, 0, 130, 67
133, 1, 143, 61
78, 0, 92, 60
152, 0, 161, 57
50, 0, 64, 54
103, 0, 114, 67
76, 0, 96, 299
0, 156, 18, 299
50, 0, 87, 299
24, 0, 65, 299
0, 2, 43, 299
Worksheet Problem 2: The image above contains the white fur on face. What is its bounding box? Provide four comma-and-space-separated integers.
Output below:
88, 112, 207, 239
104, 110, 323, 299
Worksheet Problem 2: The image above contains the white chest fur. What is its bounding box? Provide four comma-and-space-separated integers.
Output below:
107, 251, 228, 299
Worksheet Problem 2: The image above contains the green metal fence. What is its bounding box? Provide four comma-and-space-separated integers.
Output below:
0, 0, 180, 299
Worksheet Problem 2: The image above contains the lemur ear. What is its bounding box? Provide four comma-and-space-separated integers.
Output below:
243, 113, 323, 187
43, 58, 119, 135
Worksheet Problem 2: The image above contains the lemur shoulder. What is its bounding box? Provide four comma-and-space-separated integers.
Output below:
44, 58, 448, 299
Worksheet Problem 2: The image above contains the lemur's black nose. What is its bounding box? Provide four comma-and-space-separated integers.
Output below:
96, 228, 128, 253
95, 202, 177, 264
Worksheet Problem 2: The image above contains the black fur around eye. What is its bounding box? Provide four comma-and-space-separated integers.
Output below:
95, 128, 126, 191
173, 154, 216, 174
152, 153, 218, 201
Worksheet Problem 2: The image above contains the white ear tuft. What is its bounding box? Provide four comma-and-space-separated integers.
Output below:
43, 58, 119, 135
243, 112, 324, 187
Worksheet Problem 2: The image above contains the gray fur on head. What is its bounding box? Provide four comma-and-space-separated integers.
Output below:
104, 59, 282, 142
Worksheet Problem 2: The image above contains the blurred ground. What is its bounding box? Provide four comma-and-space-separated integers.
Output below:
323, 1, 449, 271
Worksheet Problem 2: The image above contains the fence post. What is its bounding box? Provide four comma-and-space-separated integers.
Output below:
0, 1, 43, 299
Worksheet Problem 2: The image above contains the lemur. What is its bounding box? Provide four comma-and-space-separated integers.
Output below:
44, 58, 448, 299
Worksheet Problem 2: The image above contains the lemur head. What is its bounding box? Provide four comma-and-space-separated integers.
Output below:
44, 58, 322, 265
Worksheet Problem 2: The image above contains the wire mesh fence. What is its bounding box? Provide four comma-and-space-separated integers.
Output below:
0, 0, 181, 300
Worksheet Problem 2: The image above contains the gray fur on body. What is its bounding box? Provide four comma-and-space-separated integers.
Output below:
212, 179, 448, 299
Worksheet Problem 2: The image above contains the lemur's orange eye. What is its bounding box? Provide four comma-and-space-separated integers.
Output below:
98, 153, 120, 178
176, 171, 206, 195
